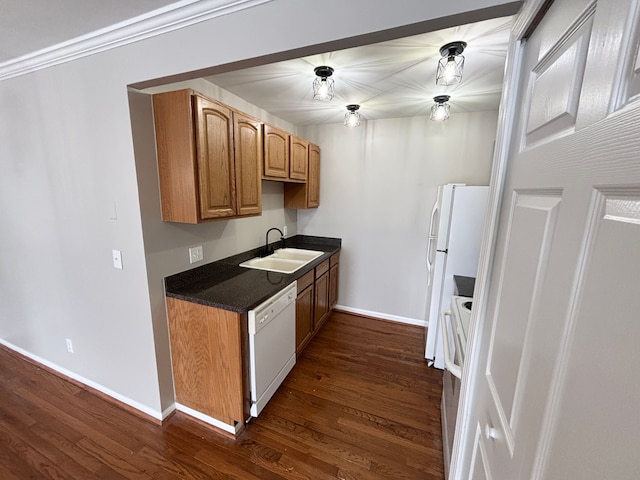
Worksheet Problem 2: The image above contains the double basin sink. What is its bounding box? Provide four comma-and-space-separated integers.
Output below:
239, 248, 324, 274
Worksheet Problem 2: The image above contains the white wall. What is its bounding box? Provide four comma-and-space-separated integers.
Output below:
0, 0, 520, 417
299, 111, 498, 323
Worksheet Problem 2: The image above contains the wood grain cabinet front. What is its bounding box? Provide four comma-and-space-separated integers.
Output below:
295, 270, 314, 355
284, 143, 320, 209
263, 127, 309, 184
262, 124, 290, 180
289, 136, 308, 181
329, 252, 339, 309
313, 259, 330, 331
295, 252, 339, 356
166, 297, 248, 426
153, 89, 262, 223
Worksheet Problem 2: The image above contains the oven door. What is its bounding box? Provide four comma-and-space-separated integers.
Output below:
440, 309, 463, 479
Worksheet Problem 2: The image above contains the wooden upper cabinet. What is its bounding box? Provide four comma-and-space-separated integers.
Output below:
284, 143, 320, 209
233, 112, 263, 217
194, 95, 236, 220
307, 143, 320, 208
263, 124, 289, 180
152, 89, 262, 223
289, 136, 308, 181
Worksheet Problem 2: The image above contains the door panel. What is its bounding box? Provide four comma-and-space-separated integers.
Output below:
523, 16, 592, 146
461, 0, 640, 478
617, 2, 640, 105
469, 426, 494, 480
540, 188, 640, 479
486, 192, 561, 451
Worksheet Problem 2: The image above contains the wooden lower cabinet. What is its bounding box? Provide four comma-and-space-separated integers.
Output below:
329, 252, 340, 308
314, 271, 330, 330
295, 269, 314, 354
295, 254, 339, 355
166, 297, 248, 427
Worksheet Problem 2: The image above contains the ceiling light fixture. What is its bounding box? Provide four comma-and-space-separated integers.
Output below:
436, 41, 467, 86
430, 95, 451, 122
344, 104, 361, 127
313, 66, 335, 101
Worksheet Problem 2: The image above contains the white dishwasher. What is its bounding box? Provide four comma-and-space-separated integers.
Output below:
248, 281, 297, 417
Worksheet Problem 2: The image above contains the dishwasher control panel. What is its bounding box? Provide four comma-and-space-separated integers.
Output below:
248, 282, 297, 335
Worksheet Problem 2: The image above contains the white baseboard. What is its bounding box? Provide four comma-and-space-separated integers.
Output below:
334, 305, 427, 327
162, 403, 177, 420
175, 403, 241, 434
0, 338, 164, 421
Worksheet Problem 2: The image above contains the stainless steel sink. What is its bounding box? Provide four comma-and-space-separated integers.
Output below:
239, 248, 324, 274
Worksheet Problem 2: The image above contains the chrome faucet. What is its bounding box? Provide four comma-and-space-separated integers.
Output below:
263, 227, 285, 256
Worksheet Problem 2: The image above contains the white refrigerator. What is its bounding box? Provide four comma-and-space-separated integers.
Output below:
425, 184, 489, 369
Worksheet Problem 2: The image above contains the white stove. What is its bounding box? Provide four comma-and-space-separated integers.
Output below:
441, 295, 473, 479
450, 295, 472, 359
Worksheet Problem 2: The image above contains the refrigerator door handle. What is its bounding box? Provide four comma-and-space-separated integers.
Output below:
428, 202, 439, 237
426, 201, 439, 275
426, 235, 436, 274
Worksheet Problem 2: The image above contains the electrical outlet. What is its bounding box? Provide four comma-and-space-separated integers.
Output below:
189, 245, 204, 264
66, 338, 74, 353
283, 225, 288, 236
112, 249, 123, 269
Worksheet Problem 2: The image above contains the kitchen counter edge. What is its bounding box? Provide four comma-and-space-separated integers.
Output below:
164, 235, 341, 313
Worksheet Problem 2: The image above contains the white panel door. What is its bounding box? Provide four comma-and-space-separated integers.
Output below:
458, 0, 640, 478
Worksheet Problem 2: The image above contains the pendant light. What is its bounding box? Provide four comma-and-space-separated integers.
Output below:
436, 41, 467, 86
344, 104, 361, 127
313, 66, 335, 101
430, 95, 451, 122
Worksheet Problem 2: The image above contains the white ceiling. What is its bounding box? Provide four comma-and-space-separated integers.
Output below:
205, 16, 513, 126
0, 1, 512, 126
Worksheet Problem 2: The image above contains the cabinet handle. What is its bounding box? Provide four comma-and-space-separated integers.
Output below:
485, 425, 498, 440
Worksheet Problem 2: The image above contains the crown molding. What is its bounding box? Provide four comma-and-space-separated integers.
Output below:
0, 0, 273, 82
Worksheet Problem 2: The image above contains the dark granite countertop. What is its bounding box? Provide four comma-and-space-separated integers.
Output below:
453, 275, 476, 298
165, 235, 341, 313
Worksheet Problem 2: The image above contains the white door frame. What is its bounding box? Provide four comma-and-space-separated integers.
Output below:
450, 0, 551, 477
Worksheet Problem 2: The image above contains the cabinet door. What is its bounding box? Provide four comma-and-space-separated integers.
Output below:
307, 143, 320, 208
152, 89, 200, 223
233, 112, 262, 217
296, 285, 314, 355
263, 124, 289, 179
194, 95, 236, 219
289, 136, 308, 181
329, 263, 339, 309
314, 271, 329, 330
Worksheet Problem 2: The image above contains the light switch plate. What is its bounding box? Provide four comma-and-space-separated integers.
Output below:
112, 249, 123, 269
189, 245, 204, 264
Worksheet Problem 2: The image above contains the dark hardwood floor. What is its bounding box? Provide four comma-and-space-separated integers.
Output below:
0, 311, 444, 479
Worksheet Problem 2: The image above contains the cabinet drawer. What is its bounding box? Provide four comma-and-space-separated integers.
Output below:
297, 270, 314, 293
330, 252, 340, 267
315, 259, 329, 278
